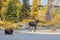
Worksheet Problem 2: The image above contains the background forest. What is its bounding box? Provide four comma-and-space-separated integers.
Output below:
0, 0, 60, 29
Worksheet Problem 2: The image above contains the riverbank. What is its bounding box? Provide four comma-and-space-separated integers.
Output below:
15, 30, 60, 35
1, 29, 60, 35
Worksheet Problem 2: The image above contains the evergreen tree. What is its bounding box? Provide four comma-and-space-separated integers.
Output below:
20, 0, 30, 20
6, 0, 20, 21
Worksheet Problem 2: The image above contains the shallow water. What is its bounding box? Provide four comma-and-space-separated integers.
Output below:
0, 30, 60, 40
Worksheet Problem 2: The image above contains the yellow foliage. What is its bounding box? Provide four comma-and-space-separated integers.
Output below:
19, 19, 35, 25
16, 3, 21, 7
0, 21, 18, 29
30, 0, 41, 20
1, 7, 7, 16
54, 15, 60, 22
6, 0, 10, 2
2, 0, 10, 6
16, 10, 20, 16
38, 6, 47, 21
37, 0, 41, 5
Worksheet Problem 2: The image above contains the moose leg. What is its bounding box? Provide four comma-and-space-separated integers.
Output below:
34, 26, 36, 32
29, 26, 31, 31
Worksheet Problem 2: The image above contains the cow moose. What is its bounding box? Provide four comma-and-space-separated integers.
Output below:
28, 20, 40, 31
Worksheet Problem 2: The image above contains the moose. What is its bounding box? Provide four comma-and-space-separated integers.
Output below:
4, 28, 14, 35
28, 20, 40, 31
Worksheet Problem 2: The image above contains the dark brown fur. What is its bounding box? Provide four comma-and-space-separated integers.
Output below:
4, 28, 13, 35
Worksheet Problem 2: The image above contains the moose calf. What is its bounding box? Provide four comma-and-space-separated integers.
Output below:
4, 28, 14, 35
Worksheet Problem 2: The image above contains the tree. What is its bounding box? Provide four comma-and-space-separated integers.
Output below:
6, 0, 16, 21
0, 0, 2, 10
30, 0, 41, 20
0, 0, 3, 20
46, 0, 54, 21
15, 0, 21, 22
0, 0, 10, 21
6, 0, 21, 22
20, 0, 30, 21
